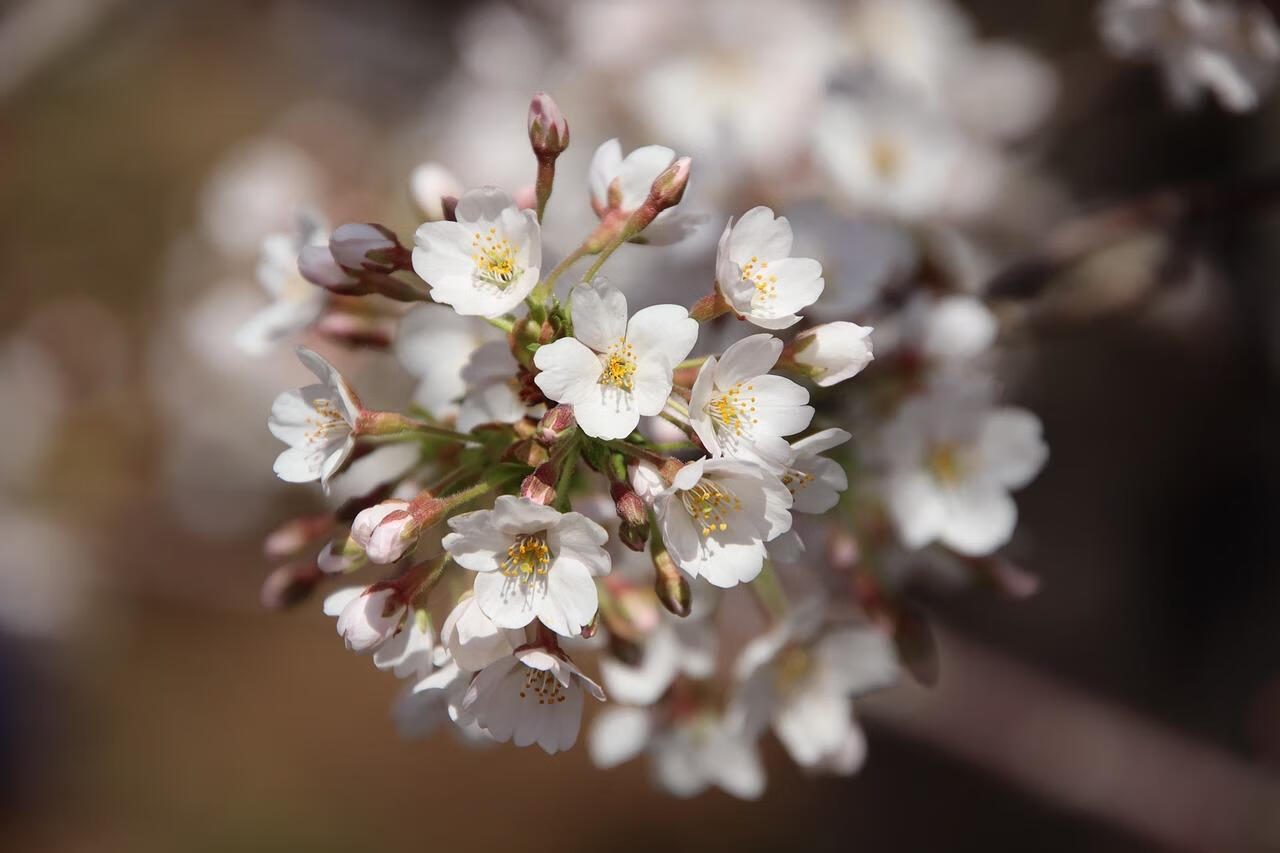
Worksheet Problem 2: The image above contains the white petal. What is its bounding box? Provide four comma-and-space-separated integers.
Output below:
588, 707, 652, 768
715, 334, 782, 387
533, 338, 602, 405
571, 279, 628, 352
626, 304, 698, 367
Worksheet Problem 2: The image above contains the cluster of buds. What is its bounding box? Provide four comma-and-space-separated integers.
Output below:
248, 92, 1045, 796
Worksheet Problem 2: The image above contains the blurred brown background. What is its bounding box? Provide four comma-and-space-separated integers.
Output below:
1, 1, 1279, 850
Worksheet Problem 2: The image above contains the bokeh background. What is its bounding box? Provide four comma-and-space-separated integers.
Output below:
2, 0, 1279, 850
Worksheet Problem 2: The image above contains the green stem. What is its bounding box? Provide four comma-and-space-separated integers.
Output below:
357, 411, 479, 445
579, 228, 632, 282
752, 561, 789, 621
531, 244, 590, 306
486, 316, 515, 334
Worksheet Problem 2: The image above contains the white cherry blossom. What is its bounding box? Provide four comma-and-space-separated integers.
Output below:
1100, 0, 1280, 112
588, 139, 703, 244
373, 608, 435, 680
589, 706, 765, 800
782, 428, 852, 515
440, 592, 525, 672
463, 644, 605, 754
787, 322, 875, 387
878, 378, 1048, 556
234, 212, 329, 356
715, 206, 824, 329
268, 347, 361, 490
533, 279, 697, 440
729, 608, 897, 773
323, 585, 405, 654
689, 334, 813, 471
600, 617, 716, 706
412, 186, 541, 317
443, 495, 610, 637
651, 457, 792, 588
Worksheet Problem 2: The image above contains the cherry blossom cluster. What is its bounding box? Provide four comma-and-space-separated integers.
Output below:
252, 91, 1046, 798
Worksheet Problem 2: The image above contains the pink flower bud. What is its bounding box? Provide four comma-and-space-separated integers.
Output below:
520, 462, 558, 505
647, 156, 691, 211
537, 404, 576, 443
652, 543, 691, 617
260, 561, 322, 610
298, 244, 359, 291
610, 481, 648, 528
786, 322, 874, 387
352, 499, 416, 564
326, 586, 406, 653
528, 92, 569, 159
329, 223, 405, 274
263, 513, 333, 559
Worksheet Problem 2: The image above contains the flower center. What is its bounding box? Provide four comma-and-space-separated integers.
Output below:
927, 443, 964, 485
598, 340, 636, 391
501, 534, 551, 580
305, 398, 348, 444
774, 646, 813, 697
869, 137, 903, 179
471, 227, 522, 288
518, 666, 568, 704
739, 255, 779, 305
680, 479, 743, 537
780, 467, 816, 496
707, 382, 758, 439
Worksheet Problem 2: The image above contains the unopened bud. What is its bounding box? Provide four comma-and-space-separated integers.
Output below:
329, 223, 406, 274
652, 542, 692, 617
647, 156, 691, 211
610, 482, 648, 527
580, 612, 598, 640
618, 522, 648, 552
315, 310, 393, 348
260, 561, 323, 610
263, 513, 334, 559
537, 404, 576, 443
520, 462, 558, 505
298, 244, 360, 292
608, 631, 643, 666
528, 92, 569, 159
501, 437, 550, 467
783, 322, 875, 387
352, 499, 417, 564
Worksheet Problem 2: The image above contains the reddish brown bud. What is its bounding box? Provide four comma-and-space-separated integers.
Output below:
263, 514, 334, 559
537, 404, 576, 443
528, 92, 569, 159
520, 462, 558, 505
501, 438, 550, 467
652, 542, 691, 617
260, 562, 323, 610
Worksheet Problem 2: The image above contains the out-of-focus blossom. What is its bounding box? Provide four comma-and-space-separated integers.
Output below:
588, 139, 704, 244
729, 605, 896, 773
1100, 0, 1280, 111
877, 378, 1048, 556
234, 212, 329, 356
